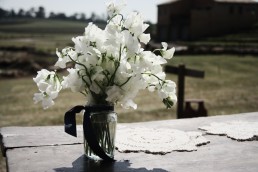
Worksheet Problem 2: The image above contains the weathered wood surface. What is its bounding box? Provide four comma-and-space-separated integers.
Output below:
1, 112, 258, 172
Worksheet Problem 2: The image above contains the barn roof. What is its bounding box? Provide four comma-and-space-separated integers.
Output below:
215, 0, 258, 3
157, 0, 179, 6
158, 0, 258, 5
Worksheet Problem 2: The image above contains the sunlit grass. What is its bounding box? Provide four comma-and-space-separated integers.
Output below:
1, 55, 258, 127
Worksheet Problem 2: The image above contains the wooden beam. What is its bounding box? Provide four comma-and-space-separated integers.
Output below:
177, 65, 185, 118
185, 68, 205, 78
165, 65, 205, 78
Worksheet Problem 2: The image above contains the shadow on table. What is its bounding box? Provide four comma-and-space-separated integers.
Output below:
54, 155, 169, 172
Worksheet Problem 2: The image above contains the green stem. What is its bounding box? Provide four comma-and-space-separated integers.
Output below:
80, 91, 87, 97
94, 80, 106, 96
81, 74, 90, 88
68, 54, 92, 84
142, 72, 167, 89
109, 45, 122, 85
119, 76, 132, 87
102, 71, 111, 85
108, 14, 124, 25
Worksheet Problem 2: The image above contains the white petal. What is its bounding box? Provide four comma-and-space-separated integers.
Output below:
122, 99, 137, 109
42, 97, 54, 109
164, 47, 175, 59
161, 42, 168, 50
54, 60, 67, 69
90, 82, 101, 94
139, 34, 150, 44
38, 81, 49, 92
142, 24, 149, 32
33, 93, 44, 104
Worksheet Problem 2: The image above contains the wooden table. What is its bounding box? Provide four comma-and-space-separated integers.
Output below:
1, 112, 258, 172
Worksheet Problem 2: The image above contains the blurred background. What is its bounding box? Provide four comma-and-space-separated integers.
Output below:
0, 0, 258, 170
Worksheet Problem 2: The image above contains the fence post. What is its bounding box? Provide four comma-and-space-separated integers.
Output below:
177, 64, 185, 118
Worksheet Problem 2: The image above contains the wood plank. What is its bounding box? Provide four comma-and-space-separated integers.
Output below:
165, 65, 205, 78
1, 112, 258, 153
164, 65, 179, 74
0, 126, 83, 156
184, 67, 205, 78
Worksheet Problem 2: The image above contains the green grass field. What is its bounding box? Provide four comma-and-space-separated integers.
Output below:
0, 19, 104, 34
0, 19, 104, 52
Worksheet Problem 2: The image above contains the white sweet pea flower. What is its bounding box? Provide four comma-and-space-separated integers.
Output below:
41, 97, 55, 109
33, 69, 52, 84
168, 92, 177, 104
163, 80, 176, 93
157, 80, 177, 108
106, 85, 123, 103
33, 92, 44, 104
62, 68, 84, 92
106, 14, 124, 35
55, 48, 77, 69
140, 51, 167, 67
33, 93, 55, 109
163, 92, 177, 108
106, 0, 126, 17
37, 80, 49, 92
33, 69, 61, 109
68, 49, 78, 61
83, 23, 106, 51
124, 12, 148, 37
72, 36, 89, 53
121, 30, 141, 55
117, 75, 146, 109
161, 42, 175, 59
33, 69, 61, 92
158, 90, 167, 99
158, 81, 176, 99
46, 85, 60, 100
122, 99, 137, 109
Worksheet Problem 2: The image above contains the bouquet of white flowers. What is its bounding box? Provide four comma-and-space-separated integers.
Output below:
33, 1, 177, 110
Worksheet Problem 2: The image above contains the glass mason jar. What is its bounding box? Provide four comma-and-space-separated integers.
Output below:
83, 105, 117, 161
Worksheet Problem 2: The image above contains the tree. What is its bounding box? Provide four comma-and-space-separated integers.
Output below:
17, 9, 25, 18
49, 12, 56, 19
69, 13, 78, 20
55, 13, 67, 20
25, 10, 33, 18
79, 13, 86, 21
35, 6, 45, 18
90, 12, 96, 21
10, 9, 16, 18
0, 8, 8, 18
29, 7, 36, 18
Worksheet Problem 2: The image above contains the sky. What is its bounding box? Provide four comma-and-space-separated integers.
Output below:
0, 0, 170, 23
